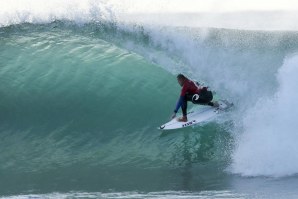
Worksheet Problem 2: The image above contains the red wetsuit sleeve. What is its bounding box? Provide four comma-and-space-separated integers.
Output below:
180, 83, 188, 96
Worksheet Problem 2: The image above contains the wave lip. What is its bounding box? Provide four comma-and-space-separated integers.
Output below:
0, 0, 115, 27
2, 1, 298, 31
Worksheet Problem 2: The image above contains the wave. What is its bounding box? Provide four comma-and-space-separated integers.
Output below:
1, 1, 298, 181
0, 22, 232, 174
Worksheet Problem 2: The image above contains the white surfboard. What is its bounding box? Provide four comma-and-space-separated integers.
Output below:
159, 100, 233, 130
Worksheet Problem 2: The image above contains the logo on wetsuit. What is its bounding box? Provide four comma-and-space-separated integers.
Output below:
192, 94, 200, 102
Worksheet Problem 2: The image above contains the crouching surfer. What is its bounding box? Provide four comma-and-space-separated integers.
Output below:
171, 74, 219, 122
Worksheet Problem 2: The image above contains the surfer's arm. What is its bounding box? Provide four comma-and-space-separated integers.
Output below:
174, 96, 184, 113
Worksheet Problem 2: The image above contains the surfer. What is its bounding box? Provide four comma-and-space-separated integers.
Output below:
172, 74, 219, 122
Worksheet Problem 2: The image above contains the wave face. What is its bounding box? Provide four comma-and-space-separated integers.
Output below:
2, 0, 298, 196
0, 23, 234, 195
0, 23, 180, 170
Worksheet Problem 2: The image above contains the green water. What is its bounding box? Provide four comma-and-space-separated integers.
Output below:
0, 24, 234, 197
1, 23, 298, 199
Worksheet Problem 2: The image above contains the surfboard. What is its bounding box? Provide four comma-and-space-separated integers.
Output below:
159, 100, 233, 130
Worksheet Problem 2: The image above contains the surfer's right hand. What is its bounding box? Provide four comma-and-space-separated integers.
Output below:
171, 113, 176, 119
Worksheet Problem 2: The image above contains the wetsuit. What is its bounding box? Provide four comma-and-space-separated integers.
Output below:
174, 79, 214, 116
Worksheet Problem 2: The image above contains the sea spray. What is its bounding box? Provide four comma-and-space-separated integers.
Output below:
231, 55, 298, 177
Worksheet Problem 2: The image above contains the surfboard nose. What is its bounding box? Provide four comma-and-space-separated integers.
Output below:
159, 125, 165, 130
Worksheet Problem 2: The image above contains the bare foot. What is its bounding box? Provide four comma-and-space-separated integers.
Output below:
177, 116, 188, 122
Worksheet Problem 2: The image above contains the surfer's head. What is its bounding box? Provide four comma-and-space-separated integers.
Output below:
177, 74, 187, 87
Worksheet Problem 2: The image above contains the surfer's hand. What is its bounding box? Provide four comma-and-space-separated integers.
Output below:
171, 113, 176, 119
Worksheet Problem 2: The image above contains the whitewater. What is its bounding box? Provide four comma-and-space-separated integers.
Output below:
1, 0, 298, 198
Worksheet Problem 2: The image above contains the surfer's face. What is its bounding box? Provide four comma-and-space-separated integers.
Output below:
177, 78, 184, 87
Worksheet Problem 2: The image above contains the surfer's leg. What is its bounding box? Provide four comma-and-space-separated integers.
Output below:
191, 91, 218, 107
207, 101, 215, 106
177, 96, 188, 122
181, 96, 188, 116
192, 94, 209, 104
182, 94, 195, 115
205, 91, 219, 107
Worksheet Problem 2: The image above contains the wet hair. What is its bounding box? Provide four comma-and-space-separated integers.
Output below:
177, 74, 187, 80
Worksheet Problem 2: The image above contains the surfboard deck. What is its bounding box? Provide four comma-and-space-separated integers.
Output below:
158, 100, 233, 130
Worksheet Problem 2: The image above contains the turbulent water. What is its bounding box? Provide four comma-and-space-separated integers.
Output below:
1, 1, 298, 199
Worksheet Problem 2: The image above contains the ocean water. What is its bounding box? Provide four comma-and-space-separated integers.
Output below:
1, 1, 298, 199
